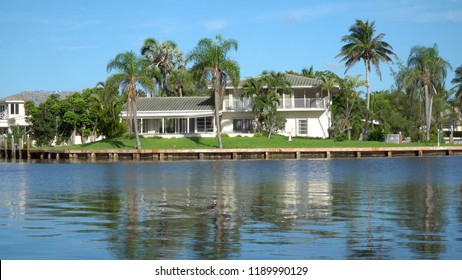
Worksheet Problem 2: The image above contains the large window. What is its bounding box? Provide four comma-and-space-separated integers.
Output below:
196, 117, 213, 133
233, 118, 253, 133
298, 119, 308, 135
9, 103, 19, 115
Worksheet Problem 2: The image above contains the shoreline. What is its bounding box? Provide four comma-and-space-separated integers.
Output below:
2, 146, 462, 161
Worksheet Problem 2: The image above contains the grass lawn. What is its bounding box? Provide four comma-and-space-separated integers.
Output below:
46, 134, 448, 150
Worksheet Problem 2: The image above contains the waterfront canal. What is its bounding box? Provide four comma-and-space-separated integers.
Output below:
1, 156, 461, 259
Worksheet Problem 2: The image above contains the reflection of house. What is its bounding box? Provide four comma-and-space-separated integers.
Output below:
0, 91, 66, 135
121, 74, 330, 138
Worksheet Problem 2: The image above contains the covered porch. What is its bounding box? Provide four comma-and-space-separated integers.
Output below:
138, 115, 215, 137
121, 97, 217, 138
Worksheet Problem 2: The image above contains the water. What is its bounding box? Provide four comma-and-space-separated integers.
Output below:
1, 157, 461, 259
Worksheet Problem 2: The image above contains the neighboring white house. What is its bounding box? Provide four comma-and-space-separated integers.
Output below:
0, 91, 71, 141
121, 74, 331, 138
0, 91, 57, 135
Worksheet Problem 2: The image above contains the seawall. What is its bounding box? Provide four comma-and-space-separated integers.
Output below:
2, 146, 462, 161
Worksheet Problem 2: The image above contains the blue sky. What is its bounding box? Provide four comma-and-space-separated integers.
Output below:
1, 0, 461, 98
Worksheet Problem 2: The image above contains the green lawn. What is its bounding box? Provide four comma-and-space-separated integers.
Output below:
45, 134, 449, 150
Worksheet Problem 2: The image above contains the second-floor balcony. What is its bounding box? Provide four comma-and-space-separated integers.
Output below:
223, 97, 327, 111
279, 97, 326, 110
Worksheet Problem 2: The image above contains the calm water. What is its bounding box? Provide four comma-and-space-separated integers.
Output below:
1, 157, 461, 260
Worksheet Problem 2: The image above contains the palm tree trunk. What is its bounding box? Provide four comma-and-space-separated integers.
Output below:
132, 96, 142, 149
214, 88, 223, 148
424, 84, 432, 141
360, 60, 371, 141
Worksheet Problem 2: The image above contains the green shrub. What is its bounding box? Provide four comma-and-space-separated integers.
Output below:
368, 127, 384, 141
334, 132, 347, 142
410, 130, 425, 142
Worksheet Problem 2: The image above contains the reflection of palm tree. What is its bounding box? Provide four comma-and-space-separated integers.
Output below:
400, 183, 446, 259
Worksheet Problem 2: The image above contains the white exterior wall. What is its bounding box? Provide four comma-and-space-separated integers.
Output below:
278, 111, 329, 138
221, 112, 254, 134
220, 110, 329, 138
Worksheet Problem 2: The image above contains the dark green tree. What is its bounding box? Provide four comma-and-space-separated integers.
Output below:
24, 94, 61, 146
89, 80, 125, 138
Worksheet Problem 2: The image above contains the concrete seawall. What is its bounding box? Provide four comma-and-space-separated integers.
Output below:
2, 146, 462, 161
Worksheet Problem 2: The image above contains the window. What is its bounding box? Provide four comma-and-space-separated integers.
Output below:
298, 119, 308, 135
10, 103, 19, 115
141, 119, 149, 133
196, 117, 213, 133
233, 118, 253, 133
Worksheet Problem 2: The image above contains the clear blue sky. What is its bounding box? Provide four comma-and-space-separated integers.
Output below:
1, 0, 461, 98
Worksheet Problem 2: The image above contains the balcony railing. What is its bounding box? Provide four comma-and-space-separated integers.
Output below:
278, 98, 326, 110
223, 98, 253, 111
0, 111, 8, 120
223, 97, 326, 111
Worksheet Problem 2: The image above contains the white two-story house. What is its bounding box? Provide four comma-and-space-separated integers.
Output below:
121, 74, 331, 138
0, 91, 68, 135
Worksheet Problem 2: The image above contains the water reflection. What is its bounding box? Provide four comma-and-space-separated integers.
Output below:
1, 157, 462, 259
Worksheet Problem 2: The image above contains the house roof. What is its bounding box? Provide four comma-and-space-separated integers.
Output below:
0, 91, 71, 105
283, 74, 323, 87
228, 73, 323, 88
136, 97, 213, 112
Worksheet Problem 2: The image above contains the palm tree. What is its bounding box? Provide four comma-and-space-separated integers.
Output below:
301, 65, 315, 78
319, 73, 340, 130
242, 71, 292, 138
141, 38, 184, 95
242, 77, 265, 132
91, 79, 125, 138
166, 67, 195, 97
407, 44, 452, 140
337, 75, 366, 140
187, 34, 240, 148
106, 51, 154, 149
452, 65, 462, 100
336, 19, 396, 140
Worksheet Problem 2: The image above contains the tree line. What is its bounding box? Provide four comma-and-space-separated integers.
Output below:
24, 19, 462, 147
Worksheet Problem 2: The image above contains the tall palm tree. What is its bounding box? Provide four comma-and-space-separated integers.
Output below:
407, 44, 452, 140
141, 38, 184, 95
187, 34, 240, 148
336, 19, 396, 140
106, 51, 154, 149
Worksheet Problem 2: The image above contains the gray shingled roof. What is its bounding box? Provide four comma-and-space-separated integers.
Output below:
136, 97, 213, 112
0, 91, 71, 104
283, 74, 322, 87
230, 73, 322, 88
